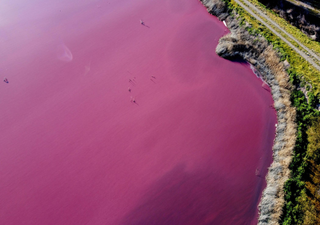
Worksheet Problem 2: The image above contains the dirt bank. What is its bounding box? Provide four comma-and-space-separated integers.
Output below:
200, 0, 297, 224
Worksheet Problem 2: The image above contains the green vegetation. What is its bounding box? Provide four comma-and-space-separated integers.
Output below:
221, 0, 320, 223
246, 0, 320, 57
303, 117, 320, 224
282, 80, 320, 224
226, 0, 320, 93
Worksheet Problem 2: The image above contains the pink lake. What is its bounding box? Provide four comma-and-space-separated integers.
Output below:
0, 0, 276, 224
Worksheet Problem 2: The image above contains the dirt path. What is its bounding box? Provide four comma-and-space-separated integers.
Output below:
234, 0, 320, 71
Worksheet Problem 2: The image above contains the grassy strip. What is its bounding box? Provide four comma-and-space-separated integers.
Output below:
221, 0, 320, 223
237, 0, 320, 68
286, 0, 320, 15
239, 0, 320, 69
247, 0, 320, 57
224, 0, 320, 94
299, 0, 320, 10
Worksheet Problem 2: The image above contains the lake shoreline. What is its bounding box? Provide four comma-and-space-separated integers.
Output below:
199, 0, 297, 224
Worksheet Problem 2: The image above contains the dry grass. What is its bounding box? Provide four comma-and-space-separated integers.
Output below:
201, 1, 298, 223
260, 46, 297, 224
216, 28, 297, 224
300, 119, 320, 224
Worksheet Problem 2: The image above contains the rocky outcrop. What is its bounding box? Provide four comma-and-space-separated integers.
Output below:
215, 25, 269, 61
201, 0, 229, 20
200, 0, 297, 224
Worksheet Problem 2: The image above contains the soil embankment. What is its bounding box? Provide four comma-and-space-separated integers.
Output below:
200, 0, 297, 224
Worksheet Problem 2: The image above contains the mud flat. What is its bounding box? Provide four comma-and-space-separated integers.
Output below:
200, 0, 297, 224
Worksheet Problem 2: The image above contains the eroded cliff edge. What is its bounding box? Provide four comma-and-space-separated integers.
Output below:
200, 0, 297, 224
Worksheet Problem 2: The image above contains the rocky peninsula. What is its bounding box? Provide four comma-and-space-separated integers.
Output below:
200, 0, 297, 224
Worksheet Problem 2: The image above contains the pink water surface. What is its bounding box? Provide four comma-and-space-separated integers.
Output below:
0, 0, 276, 224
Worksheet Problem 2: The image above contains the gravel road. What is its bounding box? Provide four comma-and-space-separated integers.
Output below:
234, 0, 320, 71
